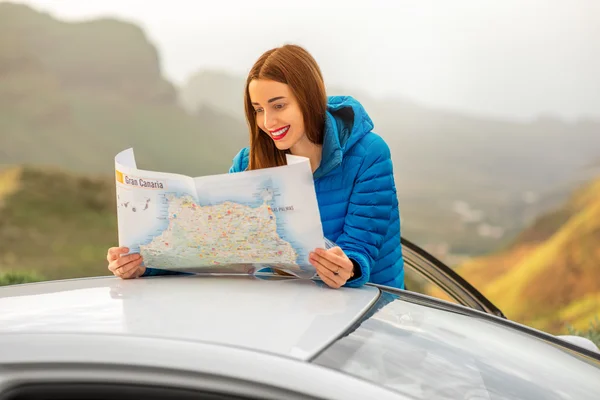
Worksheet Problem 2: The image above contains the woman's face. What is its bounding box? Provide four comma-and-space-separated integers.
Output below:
248, 79, 307, 151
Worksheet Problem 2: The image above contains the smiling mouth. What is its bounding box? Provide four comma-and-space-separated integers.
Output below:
270, 126, 289, 141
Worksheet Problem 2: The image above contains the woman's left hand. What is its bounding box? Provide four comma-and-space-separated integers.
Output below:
309, 247, 354, 289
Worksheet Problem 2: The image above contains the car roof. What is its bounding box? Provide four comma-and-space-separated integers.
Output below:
2, 273, 600, 400
0, 274, 379, 361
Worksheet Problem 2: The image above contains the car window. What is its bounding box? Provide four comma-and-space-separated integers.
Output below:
312, 290, 600, 400
403, 261, 459, 305
400, 239, 504, 317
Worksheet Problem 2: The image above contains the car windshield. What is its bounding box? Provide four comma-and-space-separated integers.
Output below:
312, 291, 600, 400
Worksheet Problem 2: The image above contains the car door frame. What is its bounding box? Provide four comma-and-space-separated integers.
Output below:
397, 237, 506, 318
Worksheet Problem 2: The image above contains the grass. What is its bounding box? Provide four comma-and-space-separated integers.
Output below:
0, 270, 44, 286
488, 201, 600, 323
567, 316, 600, 347
455, 177, 600, 335
0, 166, 118, 280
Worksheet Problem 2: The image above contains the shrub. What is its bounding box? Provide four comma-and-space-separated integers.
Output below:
567, 316, 600, 347
0, 270, 43, 286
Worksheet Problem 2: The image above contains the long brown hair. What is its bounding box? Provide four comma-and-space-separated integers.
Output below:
244, 44, 327, 170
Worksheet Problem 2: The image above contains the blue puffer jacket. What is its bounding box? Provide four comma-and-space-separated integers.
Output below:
229, 96, 405, 289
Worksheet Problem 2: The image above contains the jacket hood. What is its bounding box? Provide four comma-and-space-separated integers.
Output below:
315, 95, 374, 179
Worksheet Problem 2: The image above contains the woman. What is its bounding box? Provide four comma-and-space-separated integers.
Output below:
107, 44, 405, 289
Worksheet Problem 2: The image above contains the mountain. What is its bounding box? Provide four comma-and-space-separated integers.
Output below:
4, 1, 600, 264
455, 176, 600, 334
180, 69, 600, 260
180, 70, 246, 119
0, 2, 248, 177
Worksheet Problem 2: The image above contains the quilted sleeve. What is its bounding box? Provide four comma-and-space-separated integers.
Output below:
229, 147, 250, 173
335, 135, 396, 288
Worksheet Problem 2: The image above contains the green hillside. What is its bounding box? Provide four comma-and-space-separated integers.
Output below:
0, 2, 247, 177
456, 177, 600, 335
0, 166, 117, 281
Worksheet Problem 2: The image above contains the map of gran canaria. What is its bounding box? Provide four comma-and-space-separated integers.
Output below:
139, 193, 297, 268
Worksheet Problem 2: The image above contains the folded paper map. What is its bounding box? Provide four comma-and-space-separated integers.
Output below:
114, 148, 325, 278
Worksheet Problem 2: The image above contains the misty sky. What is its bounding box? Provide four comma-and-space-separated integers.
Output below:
12, 0, 600, 121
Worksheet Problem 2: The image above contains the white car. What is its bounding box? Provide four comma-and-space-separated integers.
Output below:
1, 239, 599, 400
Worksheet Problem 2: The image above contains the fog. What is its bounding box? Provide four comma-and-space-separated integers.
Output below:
13, 0, 600, 121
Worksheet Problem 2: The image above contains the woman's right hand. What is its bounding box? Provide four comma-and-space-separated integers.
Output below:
107, 247, 146, 279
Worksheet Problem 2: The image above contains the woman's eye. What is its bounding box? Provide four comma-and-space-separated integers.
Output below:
274, 104, 285, 110
255, 108, 263, 113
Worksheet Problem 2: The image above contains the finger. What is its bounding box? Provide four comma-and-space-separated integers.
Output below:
113, 263, 134, 279
110, 259, 142, 277
119, 258, 144, 275
312, 259, 346, 287
108, 254, 142, 273
121, 265, 144, 279
328, 246, 345, 256
314, 249, 351, 271
315, 266, 342, 289
132, 266, 146, 278
106, 247, 125, 262
310, 252, 335, 272
310, 251, 340, 273
316, 257, 352, 282
106, 248, 116, 262
116, 253, 142, 268
107, 247, 129, 262
310, 252, 352, 278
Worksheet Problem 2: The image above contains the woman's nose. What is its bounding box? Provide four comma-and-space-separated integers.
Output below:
263, 112, 277, 130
